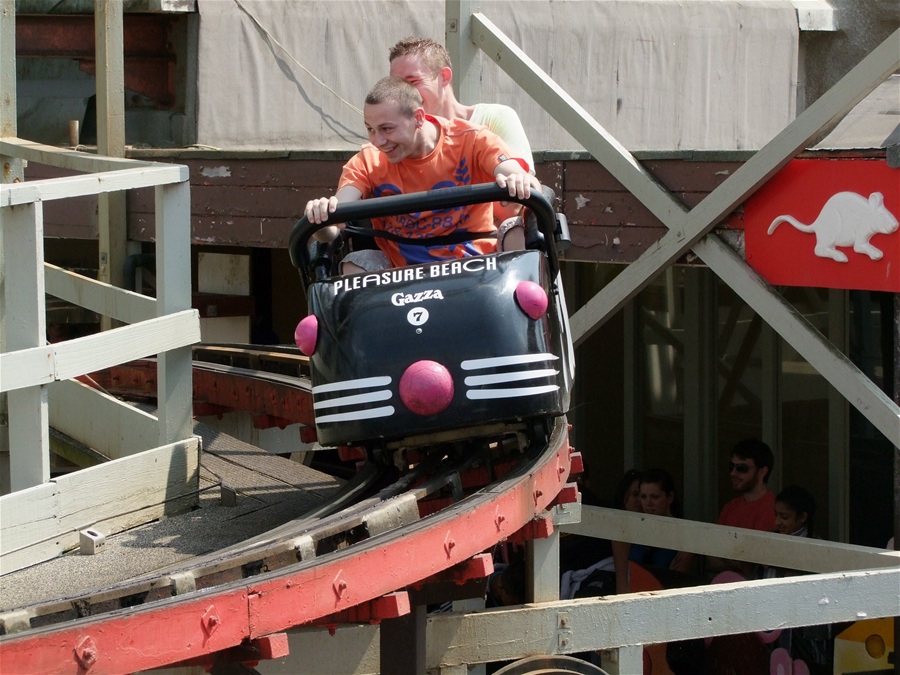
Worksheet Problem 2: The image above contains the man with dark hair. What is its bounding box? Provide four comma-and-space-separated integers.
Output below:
706, 438, 777, 576
717, 438, 776, 531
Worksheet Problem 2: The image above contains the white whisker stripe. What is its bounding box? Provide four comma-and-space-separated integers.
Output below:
464, 369, 558, 386
314, 390, 392, 410
466, 385, 559, 400
313, 376, 392, 394
316, 406, 395, 424
461, 353, 558, 370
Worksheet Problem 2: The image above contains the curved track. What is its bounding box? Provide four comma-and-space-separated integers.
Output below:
0, 345, 577, 674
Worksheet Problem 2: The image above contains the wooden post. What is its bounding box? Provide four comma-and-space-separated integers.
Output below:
445, 0, 480, 105
3, 203, 51, 489
155, 180, 194, 446
380, 604, 426, 675
95, 0, 127, 329
1, 0, 26, 495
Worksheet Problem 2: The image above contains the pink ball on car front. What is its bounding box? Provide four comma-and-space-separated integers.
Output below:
399, 360, 454, 416
515, 280, 548, 320
294, 315, 318, 355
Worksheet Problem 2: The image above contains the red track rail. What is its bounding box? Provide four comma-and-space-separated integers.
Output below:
1, 366, 575, 675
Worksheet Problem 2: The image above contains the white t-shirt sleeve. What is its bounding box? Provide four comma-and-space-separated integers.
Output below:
471, 103, 535, 174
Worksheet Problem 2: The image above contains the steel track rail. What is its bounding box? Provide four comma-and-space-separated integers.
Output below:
0, 344, 575, 674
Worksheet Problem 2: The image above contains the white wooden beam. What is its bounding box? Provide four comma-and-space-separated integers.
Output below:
0, 165, 188, 207
0, 437, 200, 574
0, 137, 151, 173
0, 309, 200, 393
3, 202, 50, 489
45, 263, 157, 325
563, 505, 900, 573
49, 380, 160, 460
792, 0, 838, 31
155, 181, 195, 445
0, 1, 18, 142
426, 567, 900, 668
445, 1, 481, 106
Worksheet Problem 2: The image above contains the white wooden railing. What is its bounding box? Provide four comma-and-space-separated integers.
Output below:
0, 138, 201, 573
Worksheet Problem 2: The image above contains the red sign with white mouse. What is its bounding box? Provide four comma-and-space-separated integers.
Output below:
744, 158, 899, 292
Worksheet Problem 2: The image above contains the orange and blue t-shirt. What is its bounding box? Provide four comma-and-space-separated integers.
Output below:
338, 115, 518, 267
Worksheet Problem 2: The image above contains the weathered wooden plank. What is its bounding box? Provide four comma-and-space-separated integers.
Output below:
565, 505, 900, 573
643, 160, 743, 193
0, 438, 200, 574
0, 165, 188, 206
427, 568, 900, 667
29, 155, 752, 251
126, 159, 344, 210
564, 224, 666, 264
49, 379, 160, 459
563, 192, 660, 227
181, 185, 314, 218
45, 263, 157, 325
182, 158, 345, 187
0, 309, 200, 392
0, 483, 59, 574
130, 213, 296, 248
0, 138, 145, 173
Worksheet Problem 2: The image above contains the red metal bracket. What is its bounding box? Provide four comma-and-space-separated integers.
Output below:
411, 552, 493, 590
550, 482, 580, 508
158, 633, 290, 670
310, 590, 410, 627
507, 514, 555, 544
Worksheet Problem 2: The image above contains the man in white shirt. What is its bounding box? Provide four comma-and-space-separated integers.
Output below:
389, 36, 535, 174
389, 36, 536, 251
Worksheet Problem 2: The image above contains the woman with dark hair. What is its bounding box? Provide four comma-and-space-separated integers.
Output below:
629, 468, 695, 575
773, 484, 816, 538
613, 468, 643, 514
560, 468, 645, 598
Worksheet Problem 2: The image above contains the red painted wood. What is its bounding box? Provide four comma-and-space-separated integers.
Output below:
1, 592, 250, 675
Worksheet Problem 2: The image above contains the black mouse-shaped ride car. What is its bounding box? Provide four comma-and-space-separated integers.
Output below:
289, 183, 574, 461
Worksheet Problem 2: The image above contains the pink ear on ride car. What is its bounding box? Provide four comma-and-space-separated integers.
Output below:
294, 315, 319, 355
514, 280, 548, 320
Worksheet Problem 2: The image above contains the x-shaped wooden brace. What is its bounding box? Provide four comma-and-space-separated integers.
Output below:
468, 16, 900, 445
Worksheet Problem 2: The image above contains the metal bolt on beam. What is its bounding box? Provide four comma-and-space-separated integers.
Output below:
74, 635, 98, 670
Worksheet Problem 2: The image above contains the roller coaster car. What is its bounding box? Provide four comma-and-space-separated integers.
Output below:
289, 183, 574, 453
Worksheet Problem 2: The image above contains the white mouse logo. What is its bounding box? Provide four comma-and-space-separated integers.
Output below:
767, 191, 898, 263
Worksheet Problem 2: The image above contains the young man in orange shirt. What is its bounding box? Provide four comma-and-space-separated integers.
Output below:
305, 76, 539, 273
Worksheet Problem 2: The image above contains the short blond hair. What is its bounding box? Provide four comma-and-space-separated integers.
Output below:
389, 36, 451, 76
365, 77, 423, 117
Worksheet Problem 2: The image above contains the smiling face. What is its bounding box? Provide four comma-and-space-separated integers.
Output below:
774, 500, 808, 534
389, 54, 447, 116
640, 481, 674, 516
729, 454, 766, 494
363, 99, 425, 163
